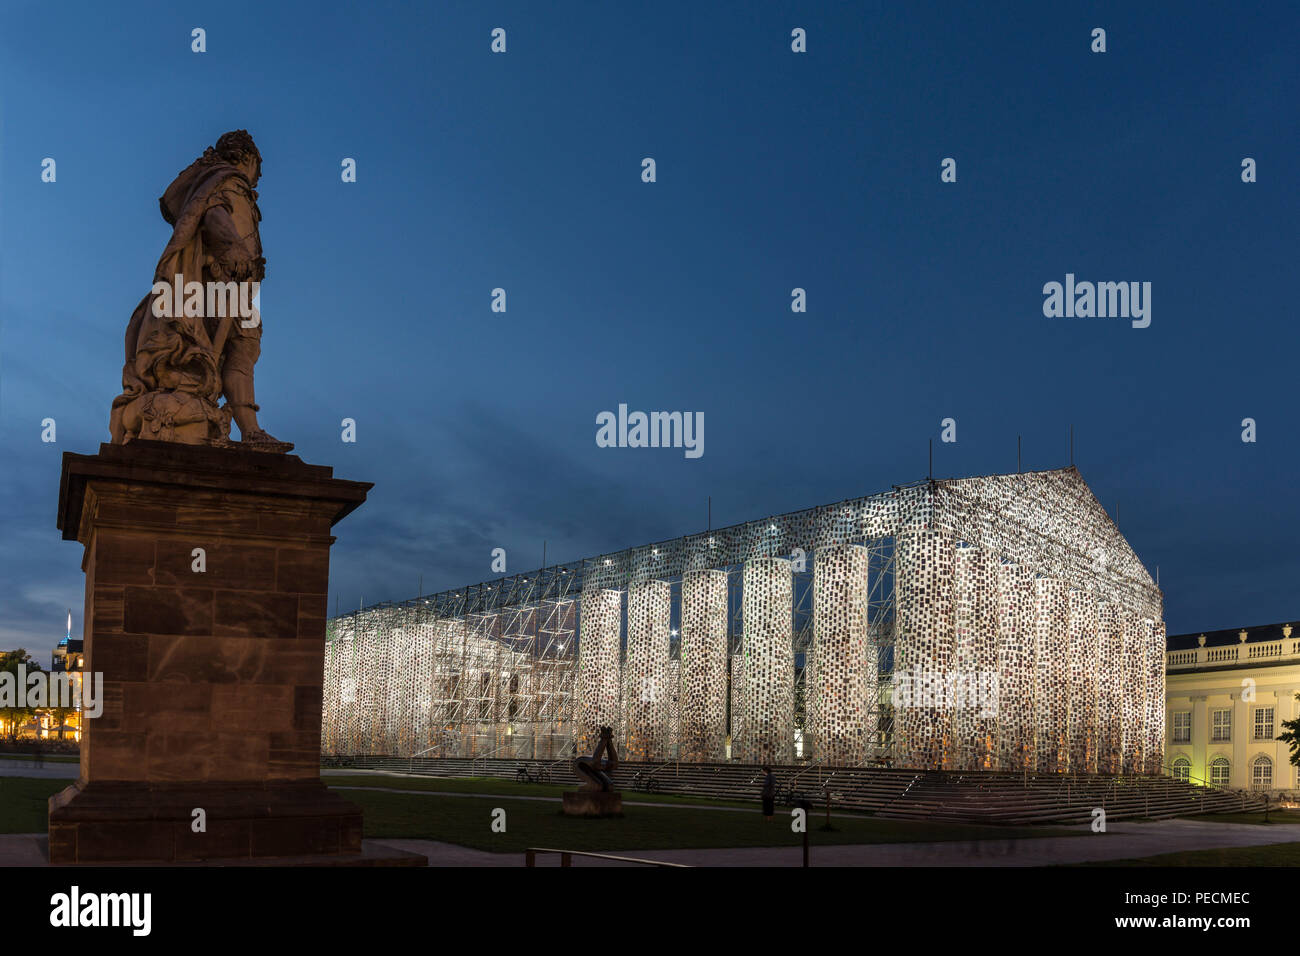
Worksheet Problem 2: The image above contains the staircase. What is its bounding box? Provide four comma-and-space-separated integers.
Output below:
325, 756, 1265, 825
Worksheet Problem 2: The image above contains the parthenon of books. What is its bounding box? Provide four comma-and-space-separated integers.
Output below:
321, 467, 1166, 773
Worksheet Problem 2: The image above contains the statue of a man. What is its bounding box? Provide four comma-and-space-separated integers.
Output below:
110, 130, 290, 451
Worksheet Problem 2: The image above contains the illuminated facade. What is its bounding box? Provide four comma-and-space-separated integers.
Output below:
1165, 622, 1300, 795
321, 467, 1166, 773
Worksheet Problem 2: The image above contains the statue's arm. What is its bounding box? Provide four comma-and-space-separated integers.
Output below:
201, 198, 262, 281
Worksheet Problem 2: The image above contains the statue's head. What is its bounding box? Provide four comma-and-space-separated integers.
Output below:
215, 129, 262, 186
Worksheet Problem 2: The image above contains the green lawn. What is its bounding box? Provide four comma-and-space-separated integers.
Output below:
1181, 809, 1300, 826
343, 786, 1079, 853
0, 777, 73, 833
323, 772, 761, 809
0, 752, 78, 763
0, 772, 1079, 853
1078, 842, 1300, 867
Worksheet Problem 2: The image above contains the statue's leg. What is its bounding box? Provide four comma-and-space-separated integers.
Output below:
221, 334, 272, 441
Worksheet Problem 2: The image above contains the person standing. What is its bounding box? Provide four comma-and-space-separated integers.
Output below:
761, 765, 776, 821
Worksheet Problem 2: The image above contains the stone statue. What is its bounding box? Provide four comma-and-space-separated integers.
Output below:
109, 130, 291, 452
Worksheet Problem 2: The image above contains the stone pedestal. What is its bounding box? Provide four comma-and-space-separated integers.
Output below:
561, 790, 624, 817
49, 441, 373, 864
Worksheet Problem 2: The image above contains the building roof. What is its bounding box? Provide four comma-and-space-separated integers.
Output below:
1168, 621, 1296, 651
330, 465, 1162, 627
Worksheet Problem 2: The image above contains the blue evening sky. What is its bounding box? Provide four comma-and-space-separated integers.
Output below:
1, 0, 1296, 660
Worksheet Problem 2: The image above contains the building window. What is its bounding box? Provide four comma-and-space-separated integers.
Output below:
1211, 709, 1231, 742
1210, 757, 1230, 787
1171, 757, 1191, 783
1171, 711, 1191, 743
1253, 707, 1274, 741
1252, 756, 1273, 791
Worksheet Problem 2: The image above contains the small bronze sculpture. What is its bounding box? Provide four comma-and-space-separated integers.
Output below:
574, 726, 619, 791
110, 130, 290, 451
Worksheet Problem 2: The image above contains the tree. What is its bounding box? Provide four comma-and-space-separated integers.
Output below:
1277, 692, 1300, 771
46, 700, 77, 740
0, 650, 43, 741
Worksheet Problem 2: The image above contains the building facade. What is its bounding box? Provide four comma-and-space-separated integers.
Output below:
46, 611, 85, 741
1165, 622, 1300, 795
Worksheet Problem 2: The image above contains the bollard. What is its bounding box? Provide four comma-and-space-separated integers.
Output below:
796, 799, 812, 867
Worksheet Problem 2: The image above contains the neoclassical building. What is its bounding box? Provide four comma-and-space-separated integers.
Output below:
1166, 622, 1300, 795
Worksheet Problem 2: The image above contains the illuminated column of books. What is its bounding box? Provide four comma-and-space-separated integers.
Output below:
335, 630, 359, 754
357, 617, 390, 756
320, 637, 342, 754
387, 624, 415, 756
340, 624, 363, 752
407, 620, 436, 757
1121, 609, 1147, 774
1067, 590, 1100, 774
738, 557, 795, 764
1095, 603, 1123, 774
894, 530, 955, 770
381, 618, 403, 754
995, 560, 1036, 771
811, 544, 872, 766
1145, 621, 1167, 774
665, 658, 681, 758
578, 587, 623, 756
623, 579, 671, 760
404, 617, 432, 757
413, 624, 433, 757
954, 545, 997, 770
679, 569, 729, 761
1033, 578, 1070, 773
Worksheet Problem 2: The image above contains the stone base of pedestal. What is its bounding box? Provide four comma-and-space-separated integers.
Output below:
561, 790, 624, 817
48, 779, 365, 864
52, 440, 375, 865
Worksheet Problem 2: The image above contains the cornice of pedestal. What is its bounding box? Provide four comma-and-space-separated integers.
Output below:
57, 440, 373, 543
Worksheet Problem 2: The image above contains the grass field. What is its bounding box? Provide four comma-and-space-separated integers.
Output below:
0, 772, 1079, 853
0, 777, 71, 834
0, 753, 78, 763
1078, 841, 1300, 866
1180, 809, 1300, 826
323, 772, 758, 808
348, 789, 1079, 853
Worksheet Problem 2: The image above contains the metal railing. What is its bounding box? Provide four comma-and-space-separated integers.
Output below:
786, 758, 830, 791
633, 759, 676, 792
469, 742, 518, 773
408, 737, 459, 770
1159, 762, 1267, 814
525, 847, 690, 868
